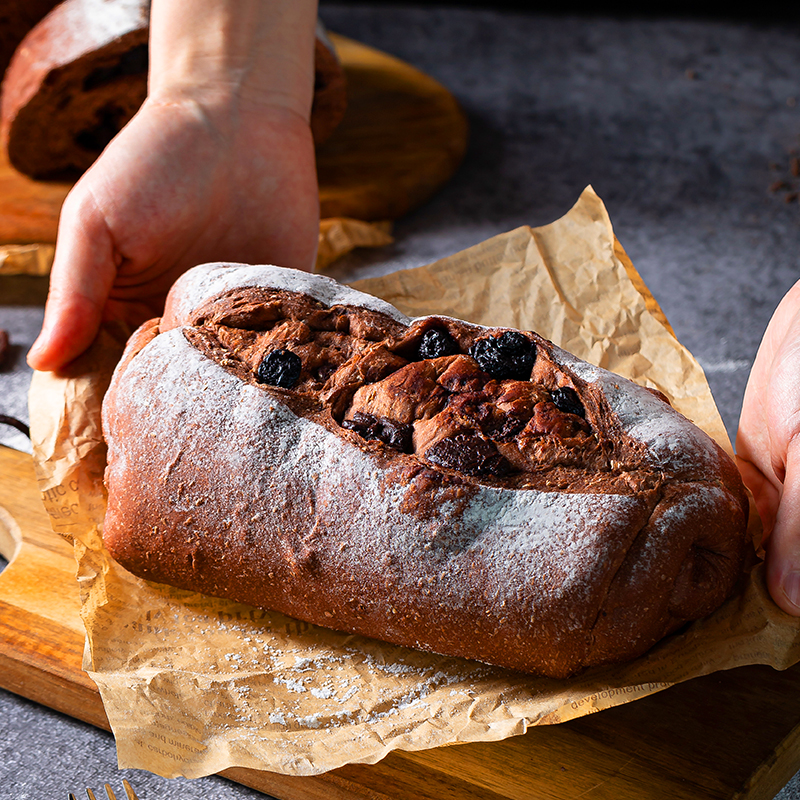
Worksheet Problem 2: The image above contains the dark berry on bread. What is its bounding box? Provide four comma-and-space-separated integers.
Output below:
469, 332, 536, 380
418, 328, 459, 360
256, 350, 302, 389
550, 386, 585, 418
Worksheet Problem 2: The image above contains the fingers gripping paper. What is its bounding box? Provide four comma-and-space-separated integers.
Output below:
29, 187, 795, 779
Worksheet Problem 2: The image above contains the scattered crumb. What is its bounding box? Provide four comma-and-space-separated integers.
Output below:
768, 152, 800, 203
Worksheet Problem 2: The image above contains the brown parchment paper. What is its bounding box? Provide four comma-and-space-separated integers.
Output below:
0, 218, 390, 279
28, 186, 800, 780
316, 217, 393, 271
0, 243, 54, 276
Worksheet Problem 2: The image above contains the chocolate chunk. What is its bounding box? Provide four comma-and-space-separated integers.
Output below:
418, 328, 459, 360
551, 387, 585, 418
469, 332, 536, 380
256, 349, 302, 388
425, 432, 511, 477
0, 329, 8, 367
342, 412, 413, 452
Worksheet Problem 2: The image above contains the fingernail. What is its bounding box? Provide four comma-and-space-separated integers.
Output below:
26, 341, 41, 364
26, 336, 45, 364
782, 571, 800, 612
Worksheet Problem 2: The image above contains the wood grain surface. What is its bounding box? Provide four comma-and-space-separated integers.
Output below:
1, 442, 800, 800
0, 33, 468, 245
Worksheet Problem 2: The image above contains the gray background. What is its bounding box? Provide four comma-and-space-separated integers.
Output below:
1, 2, 799, 797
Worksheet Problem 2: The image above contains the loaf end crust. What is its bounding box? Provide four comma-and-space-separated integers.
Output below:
1, 1, 347, 179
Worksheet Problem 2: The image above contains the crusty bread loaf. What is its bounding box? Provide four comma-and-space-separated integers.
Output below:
1, 0, 347, 179
101, 263, 750, 678
1, 0, 149, 179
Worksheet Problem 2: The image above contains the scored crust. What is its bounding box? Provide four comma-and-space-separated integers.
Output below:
102, 263, 750, 678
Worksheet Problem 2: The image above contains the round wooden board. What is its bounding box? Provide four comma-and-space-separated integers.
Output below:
318, 34, 468, 220
0, 33, 468, 245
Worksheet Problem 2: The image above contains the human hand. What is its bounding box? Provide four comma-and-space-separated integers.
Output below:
736, 278, 800, 615
27, 0, 319, 372
26, 93, 319, 372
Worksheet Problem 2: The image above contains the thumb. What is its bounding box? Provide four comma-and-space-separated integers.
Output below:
27, 189, 118, 372
766, 435, 800, 615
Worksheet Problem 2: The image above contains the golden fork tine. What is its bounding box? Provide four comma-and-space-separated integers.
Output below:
68, 782, 138, 800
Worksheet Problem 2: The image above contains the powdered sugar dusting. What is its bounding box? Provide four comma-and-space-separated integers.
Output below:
629, 482, 733, 581
551, 344, 721, 475
59, 0, 147, 50
105, 329, 658, 674
165, 264, 722, 480
166, 263, 411, 327
462, 488, 639, 601
104, 266, 746, 677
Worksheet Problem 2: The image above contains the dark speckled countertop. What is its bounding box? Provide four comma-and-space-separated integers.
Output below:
1, 4, 799, 798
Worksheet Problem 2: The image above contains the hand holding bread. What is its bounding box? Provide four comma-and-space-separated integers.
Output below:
738, 277, 800, 616
26, 0, 320, 372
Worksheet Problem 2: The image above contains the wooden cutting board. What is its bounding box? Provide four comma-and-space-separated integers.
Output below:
2, 441, 800, 800
0, 33, 468, 245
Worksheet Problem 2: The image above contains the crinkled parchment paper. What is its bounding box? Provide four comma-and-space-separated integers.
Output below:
28, 186, 800, 779
0, 242, 54, 276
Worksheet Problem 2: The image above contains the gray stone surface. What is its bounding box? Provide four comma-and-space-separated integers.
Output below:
1, 3, 799, 797
0, 279, 44, 454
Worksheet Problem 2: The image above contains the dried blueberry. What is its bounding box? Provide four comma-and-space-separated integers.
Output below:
425, 433, 511, 477
418, 327, 459, 360
256, 349, 302, 388
342, 412, 413, 452
469, 332, 536, 380
551, 387, 585, 417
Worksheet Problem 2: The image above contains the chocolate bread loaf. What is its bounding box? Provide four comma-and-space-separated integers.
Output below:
101, 263, 750, 678
1, 0, 347, 179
